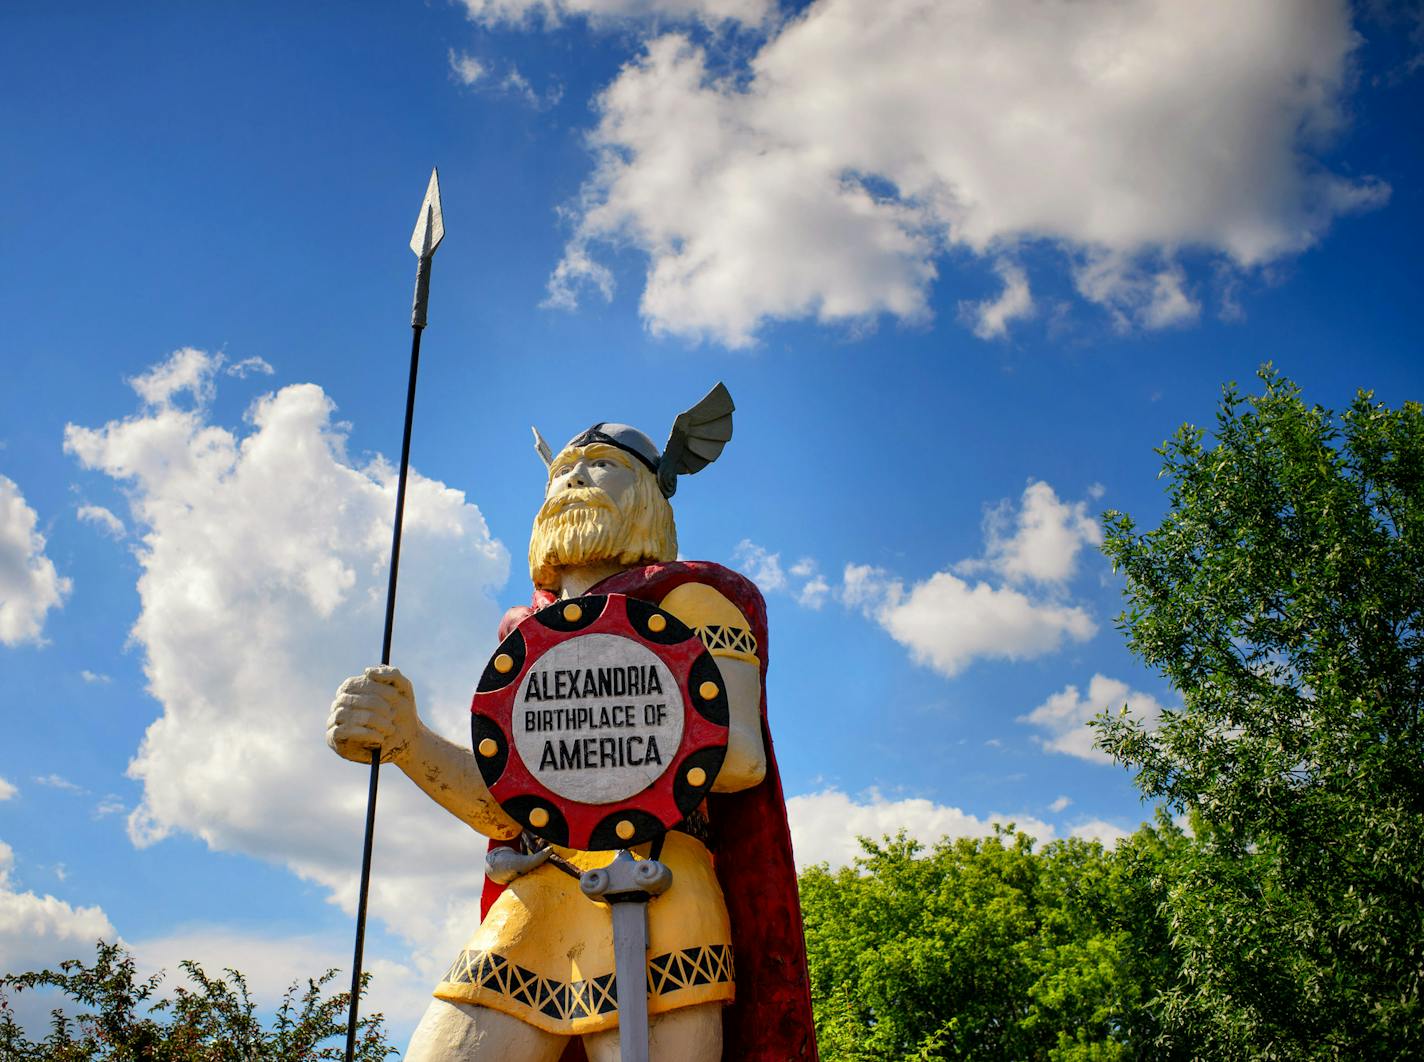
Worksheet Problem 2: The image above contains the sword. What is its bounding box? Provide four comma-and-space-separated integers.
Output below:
580, 850, 674, 1062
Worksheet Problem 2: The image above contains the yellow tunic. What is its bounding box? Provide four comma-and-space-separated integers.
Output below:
434, 833, 732, 1034
434, 582, 757, 1035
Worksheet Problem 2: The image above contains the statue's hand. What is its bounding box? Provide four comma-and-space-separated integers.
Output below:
485, 845, 554, 885
326, 666, 419, 765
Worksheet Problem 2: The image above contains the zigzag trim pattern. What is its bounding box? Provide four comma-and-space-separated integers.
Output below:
439, 943, 733, 1025
648, 943, 733, 996
695, 624, 758, 659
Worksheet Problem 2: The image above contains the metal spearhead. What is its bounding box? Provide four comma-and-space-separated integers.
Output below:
410, 168, 445, 257
409, 168, 445, 328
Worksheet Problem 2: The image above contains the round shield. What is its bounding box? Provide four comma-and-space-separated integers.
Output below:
470, 593, 729, 850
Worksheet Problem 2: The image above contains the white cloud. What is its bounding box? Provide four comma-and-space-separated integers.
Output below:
448, 50, 560, 108
1048, 794, 1071, 814
544, 245, 614, 310
94, 796, 126, 818
551, 0, 1385, 346
796, 575, 830, 610
731, 539, 786, 590
63, 348, 512, 1023
128, 346, 216, 408
842, 478, 1100, 675
458, 0, 772, 29
0, 839, 116, 976
550, 34, 936, 347
224, 356, 274, 379
961, 260, 1034, 340
77, 503, 126, 539
1018, 673, 1168, 764
502, 66, 563, 109
1143, 266, 1200, 329
843, 563, 1095, 678
0, 475, 71, 646
81, 669, 112, 684
0, 777, 15, 801
1069, 819, 1131, 847
1073, 252, 1201, 331
786, 788, 1056, 870
503, 67, 537, 104
731, 540, 830, 609
34, 774, 85, 793
960, 480, 1103, 587
448, 49, 486, 86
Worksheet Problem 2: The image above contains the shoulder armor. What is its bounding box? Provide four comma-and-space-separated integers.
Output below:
659, 583, 759, 665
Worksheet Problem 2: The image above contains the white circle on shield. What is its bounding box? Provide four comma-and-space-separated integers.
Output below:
512, 633, 684, 804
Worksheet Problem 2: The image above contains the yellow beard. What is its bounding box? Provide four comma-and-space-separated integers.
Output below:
531, 489, 625, 572
528, 474, 677, 591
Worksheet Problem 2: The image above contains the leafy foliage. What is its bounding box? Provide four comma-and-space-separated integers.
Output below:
799, 820, 1198, 1061
0, 940, 395, 1060
802, 371, 1423, 1060
1097, 369, 1424, 1058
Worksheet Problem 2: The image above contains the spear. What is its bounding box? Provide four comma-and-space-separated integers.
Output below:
344, 168, 445, 1061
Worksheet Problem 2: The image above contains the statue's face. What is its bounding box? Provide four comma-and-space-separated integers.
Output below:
545, 444, 640, 505
529, 442, 677, 590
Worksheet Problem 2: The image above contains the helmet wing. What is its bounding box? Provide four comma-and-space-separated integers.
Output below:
658, 382, 734, 497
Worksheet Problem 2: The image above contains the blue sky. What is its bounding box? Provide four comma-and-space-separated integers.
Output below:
1, 0, 1420, 1043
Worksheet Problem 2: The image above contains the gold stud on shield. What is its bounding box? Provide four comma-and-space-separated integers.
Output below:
699, 680, 720, 700
493, 653, 514, 674
686, 767, 707, 787
616, 820, 636, 841
529, 807, 550, 828
647, 613, 667, 632
478, 738, 499, 757
563, 603, 582, 622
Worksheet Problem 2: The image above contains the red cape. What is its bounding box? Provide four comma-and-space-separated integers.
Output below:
480, 561, 818, 1061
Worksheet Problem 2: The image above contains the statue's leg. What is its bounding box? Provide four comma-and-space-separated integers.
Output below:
405, 998, 568, 1061
580, 1002, 723, 1062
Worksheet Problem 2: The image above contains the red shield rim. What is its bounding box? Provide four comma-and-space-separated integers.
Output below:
470, 593, 729, 850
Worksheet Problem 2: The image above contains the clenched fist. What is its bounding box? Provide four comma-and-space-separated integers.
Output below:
327, 666, 420, 765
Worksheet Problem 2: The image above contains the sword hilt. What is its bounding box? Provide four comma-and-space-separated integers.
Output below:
580, 852, 673, 902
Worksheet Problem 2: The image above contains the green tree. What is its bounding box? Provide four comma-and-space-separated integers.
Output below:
1097, 369, 1424, 1059
0, 940, 395, 1060
799, 822, 1198, 1061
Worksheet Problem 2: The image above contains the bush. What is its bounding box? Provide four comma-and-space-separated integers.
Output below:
0, 940, 395, 1060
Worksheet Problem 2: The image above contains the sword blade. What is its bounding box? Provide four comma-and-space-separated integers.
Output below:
611, 902, 652, 1062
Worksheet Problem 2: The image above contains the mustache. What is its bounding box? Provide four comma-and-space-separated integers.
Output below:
538, 487, 619, 520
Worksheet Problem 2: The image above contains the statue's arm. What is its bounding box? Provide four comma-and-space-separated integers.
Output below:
658, 584, 767, 792
394, 722, 523, 839
328, 666, 522, 840
706, 656, 767, 791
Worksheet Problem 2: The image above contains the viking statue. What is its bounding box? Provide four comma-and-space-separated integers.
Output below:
326, 384, 817, 1061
